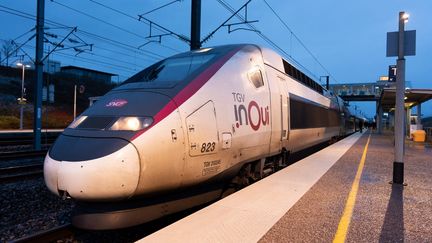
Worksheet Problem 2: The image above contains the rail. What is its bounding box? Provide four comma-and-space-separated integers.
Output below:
11, 223, 75, 243
0, 163, 43, 183
0, 132, 59, 146
0, 150, 48, 160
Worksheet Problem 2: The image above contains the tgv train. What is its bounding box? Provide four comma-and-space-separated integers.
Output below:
44, 44, 362, 230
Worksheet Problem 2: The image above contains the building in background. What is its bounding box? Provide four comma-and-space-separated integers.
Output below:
60, 66, 117, 84
43, 60, 61, 74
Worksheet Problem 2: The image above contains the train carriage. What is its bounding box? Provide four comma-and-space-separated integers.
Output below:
44, 44, 359, 229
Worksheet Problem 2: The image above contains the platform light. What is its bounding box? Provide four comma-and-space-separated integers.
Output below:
402, 13, 409, 23
16, 62, 31, 130
16, 62, 31, 68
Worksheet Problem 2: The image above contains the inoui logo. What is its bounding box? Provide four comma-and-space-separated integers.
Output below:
106, 99, 128, 108
232, 92, 269, 131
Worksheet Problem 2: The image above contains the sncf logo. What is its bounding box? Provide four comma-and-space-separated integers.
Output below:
106, 99, 128, 107
232, 92, 269, 131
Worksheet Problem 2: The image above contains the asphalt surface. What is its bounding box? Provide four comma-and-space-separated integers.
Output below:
259, 131, 432, 242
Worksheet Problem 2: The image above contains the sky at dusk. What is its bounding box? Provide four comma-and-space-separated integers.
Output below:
0, 0, 431, 117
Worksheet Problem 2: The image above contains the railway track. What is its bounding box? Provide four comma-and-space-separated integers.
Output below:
0, 163, 44, 183
0, 150, 48, 160
11, 223, 75, 243
0, 132, 59, 146
0, 150, 48, 183
0, 137, 56, 146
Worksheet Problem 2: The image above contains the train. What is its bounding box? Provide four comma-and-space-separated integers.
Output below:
44, 44, 364, 230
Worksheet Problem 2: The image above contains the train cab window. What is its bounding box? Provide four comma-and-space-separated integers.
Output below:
122, 54, 215, 86
248, 68, 264, 88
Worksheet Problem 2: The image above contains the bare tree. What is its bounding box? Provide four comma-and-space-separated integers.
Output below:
1, 39, 15, 66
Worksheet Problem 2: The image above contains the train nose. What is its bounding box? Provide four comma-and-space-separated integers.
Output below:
44, 136, 140, 201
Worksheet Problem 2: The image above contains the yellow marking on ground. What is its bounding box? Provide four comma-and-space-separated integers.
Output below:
333, 133, 371, 243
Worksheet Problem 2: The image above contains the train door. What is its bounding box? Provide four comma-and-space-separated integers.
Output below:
265, 65, 289, 153
186, 101, 219, 157
183, 101, 221, 185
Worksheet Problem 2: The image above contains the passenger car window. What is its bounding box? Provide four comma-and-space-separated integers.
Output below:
248, 69, 264, 88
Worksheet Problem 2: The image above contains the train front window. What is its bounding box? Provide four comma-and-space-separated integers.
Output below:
122, 54, 215, 86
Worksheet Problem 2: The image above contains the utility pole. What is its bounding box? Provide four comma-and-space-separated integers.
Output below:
190, 0, 201, 50
393, 11, 408, 184
325, 76, 329, 90
34, 0, 45, 150
73, 85, 77, 120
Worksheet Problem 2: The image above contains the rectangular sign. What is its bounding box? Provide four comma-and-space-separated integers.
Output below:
386, 30, 416, 57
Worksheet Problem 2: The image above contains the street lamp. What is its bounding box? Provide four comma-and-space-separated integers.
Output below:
393, 11, 409, 185
402, 13, 409, 23
16, 62, 31, 130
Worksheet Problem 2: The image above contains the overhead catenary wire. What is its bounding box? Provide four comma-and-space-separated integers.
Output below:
92, 45, 156, 63
216, 0, 319, 81
76, 31, 164, 59
49, 52, 135, 80
50, 32, 158, 64
89, 0, 185, 53
0, 5, 166, 61
0, 4, 166, 59
2, 1, 336, 84
139, 0, 182, 16
13, 27, 36, 42
50, 1, 157, 46
262, 0, 339, 84
0, 6, 35, 22
0, 4, 167, 81
53, 52, 137, 73
3, 38, 141, 80
14, 41, 139, 73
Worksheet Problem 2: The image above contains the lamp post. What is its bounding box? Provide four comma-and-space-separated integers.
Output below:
16, 62, 31, 129
393, 12, 409, 185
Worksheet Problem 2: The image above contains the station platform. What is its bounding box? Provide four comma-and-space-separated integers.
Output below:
139, 131, 432, 242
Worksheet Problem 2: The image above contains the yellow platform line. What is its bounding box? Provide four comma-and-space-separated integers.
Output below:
333, 133, 371, 243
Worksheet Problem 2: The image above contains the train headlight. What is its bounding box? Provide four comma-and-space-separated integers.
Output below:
68, 115, 88, 128
109, 117, 153, 131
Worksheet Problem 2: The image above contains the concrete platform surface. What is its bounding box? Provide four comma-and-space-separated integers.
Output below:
260, 132, 432, 242
139, 133, 362, 243
139, 131, 432, 242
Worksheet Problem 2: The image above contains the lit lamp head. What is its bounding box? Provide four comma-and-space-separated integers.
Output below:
16, 63, 31, 68
17, 97, 27, 104
402, 13, 409, 23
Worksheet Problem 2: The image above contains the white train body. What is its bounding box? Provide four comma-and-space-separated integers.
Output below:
44, 44, 357, 229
